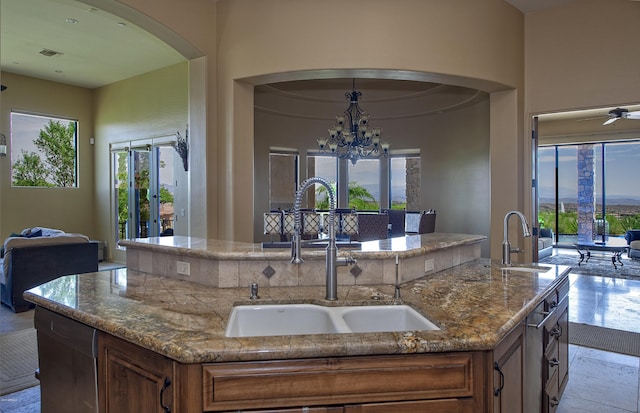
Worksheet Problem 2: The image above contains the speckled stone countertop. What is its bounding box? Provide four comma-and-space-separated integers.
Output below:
24, 258, 569, 364
118, 232, 486, 260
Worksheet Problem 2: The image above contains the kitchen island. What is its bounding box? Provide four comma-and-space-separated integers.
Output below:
119, 232, 486, 288
25, 257, 570, 413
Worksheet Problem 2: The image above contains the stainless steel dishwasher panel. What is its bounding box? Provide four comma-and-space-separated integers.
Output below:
34, 307, 98, 413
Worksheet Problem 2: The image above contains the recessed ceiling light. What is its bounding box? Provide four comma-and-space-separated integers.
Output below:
66, 18, 78, 24
117, 22, 126, 28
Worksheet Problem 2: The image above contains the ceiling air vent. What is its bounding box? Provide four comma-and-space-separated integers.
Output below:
40, 49, 63, 57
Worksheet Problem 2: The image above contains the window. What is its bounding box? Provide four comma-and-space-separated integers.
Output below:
270, 151, 420, 211
390, 155, 420, 210
538, 146, 557, 235
307, 154, 337, 209
348, 158, 380, 210
307, 155, 337, 185
538, 140, 640, 245
10, 112, 78, 187
269, 151, 299, 211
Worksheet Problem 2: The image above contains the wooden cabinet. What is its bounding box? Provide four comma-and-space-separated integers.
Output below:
492, 275, 570, 413
491, 323, 525, 413
522, 276, 569, 413
203, 353, 485, 412
557, 301, 569, 394
92, 275, 569, 413
544, 295, 568, 412
98, 332, 175, 413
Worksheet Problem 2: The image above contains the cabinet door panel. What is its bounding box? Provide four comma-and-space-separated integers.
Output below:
98, 333, 174, 413
557, 306, 569, 395
493, 324, 524, 413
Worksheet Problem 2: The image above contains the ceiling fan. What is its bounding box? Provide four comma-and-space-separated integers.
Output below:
603, 107, 640, 125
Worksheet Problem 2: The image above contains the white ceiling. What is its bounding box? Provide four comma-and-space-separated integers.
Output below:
0, 0, 185, 89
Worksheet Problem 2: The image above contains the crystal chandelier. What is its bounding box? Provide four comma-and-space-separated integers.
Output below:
317, 80, 390, 165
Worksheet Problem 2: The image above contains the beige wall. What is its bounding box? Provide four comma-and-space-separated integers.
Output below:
525, 0, 640, 116
253, 86, 491, 256
217, 0, 525, 259
523, 0, 640, 257
93, 62, 189, 262
117, 0, 216, 239
0, 72, 96, 240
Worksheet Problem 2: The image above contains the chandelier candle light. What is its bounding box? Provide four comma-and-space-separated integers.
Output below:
317, 80, 390, 165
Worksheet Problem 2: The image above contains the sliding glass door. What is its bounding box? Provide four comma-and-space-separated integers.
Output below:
538, 140, 640, 246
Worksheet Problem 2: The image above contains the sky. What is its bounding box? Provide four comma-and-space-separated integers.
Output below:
10, 112, 76, 158
538, 142, 640, 201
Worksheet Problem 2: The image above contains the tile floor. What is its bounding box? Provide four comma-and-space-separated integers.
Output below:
557, 250, 640, 412
1, 256, 639, 412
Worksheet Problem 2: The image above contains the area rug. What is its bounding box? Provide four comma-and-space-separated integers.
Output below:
0, 329, 39, 396
540, 253, 640, 280
569, 322, 640, 357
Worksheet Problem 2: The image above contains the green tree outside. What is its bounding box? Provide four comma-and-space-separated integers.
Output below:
539, 210, 640, 237
315, 181, 379, 210
12, 120, 76, 187
116, 151, 174, 239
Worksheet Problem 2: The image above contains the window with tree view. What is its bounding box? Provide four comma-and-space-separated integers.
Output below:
10, 112, 78, 187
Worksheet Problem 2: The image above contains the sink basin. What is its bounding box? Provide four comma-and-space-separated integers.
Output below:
501, 265, 553, 273
224, 304, 345, 337
225, 304, 440, 337
341, 305, 440, 333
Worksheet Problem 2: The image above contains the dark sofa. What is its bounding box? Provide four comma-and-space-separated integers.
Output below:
538, 228, 555, 259
626, 230, 640, 260
1, 238, 98, 312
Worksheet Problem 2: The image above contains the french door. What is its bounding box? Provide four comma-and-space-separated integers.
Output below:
112, 138, 176, 244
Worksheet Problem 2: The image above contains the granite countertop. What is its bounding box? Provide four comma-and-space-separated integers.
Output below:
24, 258, 570, 364
118, 232, 487, 260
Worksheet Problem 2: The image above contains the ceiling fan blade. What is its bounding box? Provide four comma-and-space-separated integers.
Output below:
624, 110, 640, 120
603, 117, 619, 125
577, 115, 608, 122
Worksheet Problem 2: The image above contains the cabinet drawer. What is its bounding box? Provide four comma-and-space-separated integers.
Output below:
544, 337, 559, 381
545, 293, 559, 313
545, 369, 560, 413
203, 353, 478, 411
543, 296, 568, 333
545, 278, 569, 312
556, 278, 570, 302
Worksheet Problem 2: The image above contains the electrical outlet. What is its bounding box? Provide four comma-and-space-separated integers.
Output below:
177, 261, 190, 276
424, 259, 435, 273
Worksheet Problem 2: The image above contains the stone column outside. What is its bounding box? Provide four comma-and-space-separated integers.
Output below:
577, 145, 595, 243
